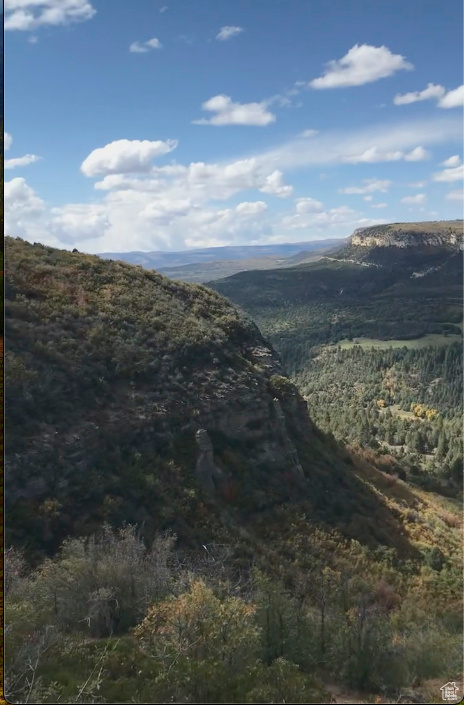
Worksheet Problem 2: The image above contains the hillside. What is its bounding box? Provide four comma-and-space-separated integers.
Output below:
5, 236, 462, 704
6, 236, 402, 557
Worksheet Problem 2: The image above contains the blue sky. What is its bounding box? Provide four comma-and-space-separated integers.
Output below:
4, 0, 463, 253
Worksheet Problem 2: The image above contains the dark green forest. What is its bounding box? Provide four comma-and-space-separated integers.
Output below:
292, 343, 463, 492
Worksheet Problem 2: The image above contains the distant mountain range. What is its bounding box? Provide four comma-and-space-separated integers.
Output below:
99, 238, 346, 282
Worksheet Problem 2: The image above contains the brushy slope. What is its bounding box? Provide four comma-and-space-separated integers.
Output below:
5, 236, 415, 559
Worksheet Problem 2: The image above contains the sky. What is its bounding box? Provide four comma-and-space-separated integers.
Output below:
4, 0, 464, 253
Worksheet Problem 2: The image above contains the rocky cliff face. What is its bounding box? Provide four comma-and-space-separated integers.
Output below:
331, 220, 463, 272
350, 221, 463, 250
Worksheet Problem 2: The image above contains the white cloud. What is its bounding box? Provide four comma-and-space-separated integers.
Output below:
159, 5, 168, 13
5, 154, 41, 169
441, 155, 461, 167
438, 85, 464, 108
310, 44, 413, 89
4, 132, 13, 151
432, 165, 464, 182
216, 26, 243, 41
363, 195, 373, 201
5, 177, 45, 214
130, 37, 162, 53
371, 203, 388, 208
401, 193, 426, 205
92, 159, 289, 205
295, 197, 324, 213
404, 146, 429, 161
5, 0, 96, 31
93, 173, 168, 192
394, 83, 464, 109
339, 178, 392, 194
81, 138, 178, 176
193, 94, 276, 126
344, 147, 403, 163
235, 201, 268, 216
259, 170, 293, 197
394, 83, 445, 105
50, 203, 111, 243
407, 181, 426, 188
139, 198, 194, 222
5, 177, 49, 241
445, 189, 463, 201
343, 145, 428, 164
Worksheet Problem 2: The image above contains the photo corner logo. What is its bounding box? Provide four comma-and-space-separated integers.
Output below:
440, 682, 460, 701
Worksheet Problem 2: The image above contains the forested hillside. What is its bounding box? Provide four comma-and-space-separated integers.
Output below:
294, 343, 462, 491
211, 223, 463, 491
4, 236, 462, 704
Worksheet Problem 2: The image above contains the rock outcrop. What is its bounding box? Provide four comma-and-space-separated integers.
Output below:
330, 220, 463, 272
350, 221, 463, 250
195, 429, 224, 494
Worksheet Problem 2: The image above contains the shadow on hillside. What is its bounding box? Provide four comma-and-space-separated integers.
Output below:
290, 429, 423, 560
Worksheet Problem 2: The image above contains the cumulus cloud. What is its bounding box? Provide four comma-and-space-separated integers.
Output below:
129, 37, 162, 53
394, 83, 445, 105
5, 177, 49, 241
193, 94, 276, 126
442, 155, 461, 167
394, 83, 464, 109
4, 132, 13, 151
5, 0, 96, 31
339, 179, 392, 194
432, 165, 464, 182
310, 44, 413, 89
81, 138, 178, 176
401, 193, 426, 205
371, 203, 388, 208
5, 177, 45, 213
5, 154, 41, 169
405, 146, 429, 161
235, 201, 268, 216
259, 170, 293, 197
50, 204, 111, 243
216, 26, 243, 41
438, 85, 464, 108
445, 189, 463, 201
3, 170, 386, 253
